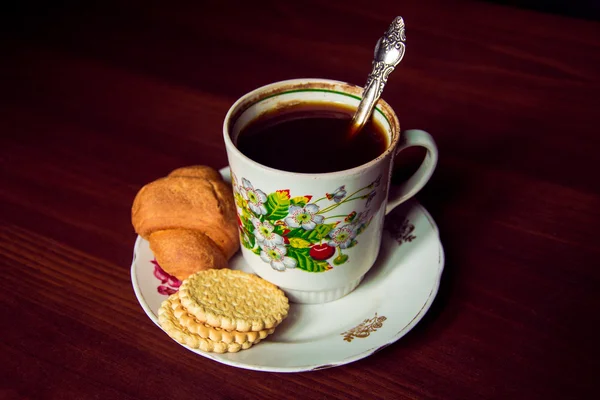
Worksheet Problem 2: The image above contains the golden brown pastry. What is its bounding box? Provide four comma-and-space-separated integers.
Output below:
148, 229, 229, 280
132, 176, 238, 258
131, 166, 239, 280
167, 165, 224, 181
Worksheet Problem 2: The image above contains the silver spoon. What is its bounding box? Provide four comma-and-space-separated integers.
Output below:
348, 16, 407, 137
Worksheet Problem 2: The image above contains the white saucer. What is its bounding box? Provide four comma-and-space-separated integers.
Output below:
130, 168, 444, 372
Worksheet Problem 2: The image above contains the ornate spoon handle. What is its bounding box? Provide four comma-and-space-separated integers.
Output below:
349, 16, 406, 137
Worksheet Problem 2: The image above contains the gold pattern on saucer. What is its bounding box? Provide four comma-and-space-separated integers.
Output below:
385, 217, 416, 245
341, 313, 387, 342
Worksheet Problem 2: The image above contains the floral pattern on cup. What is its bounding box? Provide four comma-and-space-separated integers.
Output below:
232, 173, 381, 273
151, 259, 181, 295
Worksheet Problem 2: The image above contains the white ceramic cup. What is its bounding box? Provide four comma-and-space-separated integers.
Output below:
223, 79, 437, 304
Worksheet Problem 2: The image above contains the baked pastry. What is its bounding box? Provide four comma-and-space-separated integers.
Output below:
148, 229, 229, 280
132, 166, 239, 280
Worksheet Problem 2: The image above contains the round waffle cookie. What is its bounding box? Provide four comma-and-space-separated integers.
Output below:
158, 294, 261, 353
178, 269, 289, 332
170, 292, 275, 344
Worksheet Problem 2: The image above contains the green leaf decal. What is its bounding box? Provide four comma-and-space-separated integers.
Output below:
333, 253, 349, 265
286, 228, 305, 239
311, 260, 332, 272
240, 232, 254, 249
286, 223, 336, 242
313, 223, 334, 239
290, 196, 311, 207
288, 247, 331, 273
265, 191, 290, 221
289, 237, 311, 248
242, 218, 255, 240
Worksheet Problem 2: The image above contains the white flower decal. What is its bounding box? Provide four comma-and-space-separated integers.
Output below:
326, 185, 347, 203
285, 204, 324, 230
260, 244, 297, 271
252, 218, 284, 247
240, 178, 268, 215
328, 225, 357, 249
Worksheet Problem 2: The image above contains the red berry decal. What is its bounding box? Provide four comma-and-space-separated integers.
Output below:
309, 244, 335, 260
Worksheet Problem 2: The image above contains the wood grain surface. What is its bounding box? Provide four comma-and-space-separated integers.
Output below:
2, 1, 599, 399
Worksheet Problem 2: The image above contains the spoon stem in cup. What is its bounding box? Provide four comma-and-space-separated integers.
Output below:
348, 16, 407, 138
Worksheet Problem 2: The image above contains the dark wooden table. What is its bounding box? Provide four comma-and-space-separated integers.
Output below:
2, 1, 599, 399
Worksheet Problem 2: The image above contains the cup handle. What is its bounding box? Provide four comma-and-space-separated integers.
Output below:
385, 129, 438, 214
